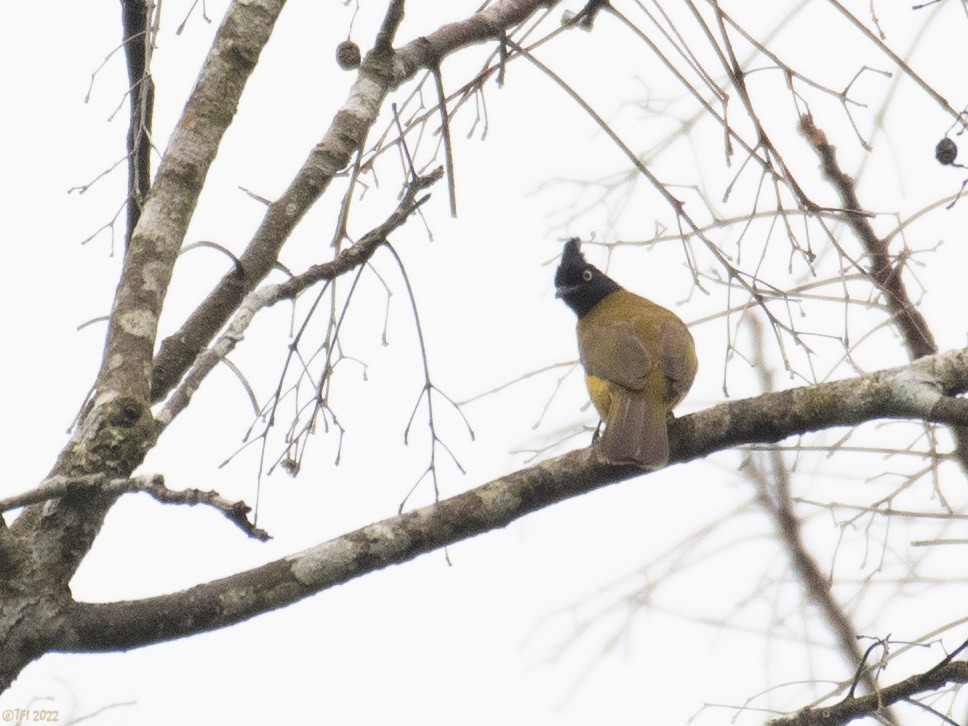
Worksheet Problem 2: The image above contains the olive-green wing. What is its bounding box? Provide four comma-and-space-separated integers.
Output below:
658, 318, 697, 400
578, 319, 652, 390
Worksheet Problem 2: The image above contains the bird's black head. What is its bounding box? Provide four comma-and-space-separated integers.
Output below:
554, 239, 621, 318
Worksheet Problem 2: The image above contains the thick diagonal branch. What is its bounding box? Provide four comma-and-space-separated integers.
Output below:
98, 0, 284, 403
58, 346, 968, 653
3, 0, 285, 629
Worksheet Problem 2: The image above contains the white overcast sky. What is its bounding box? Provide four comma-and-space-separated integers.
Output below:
3, 1, 968, 724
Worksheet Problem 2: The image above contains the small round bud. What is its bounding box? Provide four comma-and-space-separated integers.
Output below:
936, 137, 958, 166
336, 40, 361, 71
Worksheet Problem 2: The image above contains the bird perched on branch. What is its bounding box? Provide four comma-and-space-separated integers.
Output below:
555, 239, 697, 468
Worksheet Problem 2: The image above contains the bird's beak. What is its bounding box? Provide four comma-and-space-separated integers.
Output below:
555, 284, 578, 299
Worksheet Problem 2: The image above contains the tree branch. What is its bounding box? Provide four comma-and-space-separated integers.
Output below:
800, 114, 935, 358
119, 0, 155, 250
61, 346, 968, 652
389, 0, 558, 82
374, 0, 406, 53
800, 114, 968, 476
156, 167, 443, 430
149, 0, 563, 403
0, 475, 267, 541
743, 317, 896, 723
2, 2, 286, 601
825, 0, 962, 123
99, 0, 285, 403
769, 659, 968, 725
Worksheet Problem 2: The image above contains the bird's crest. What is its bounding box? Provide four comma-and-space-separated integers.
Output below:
554, 238, 588, 289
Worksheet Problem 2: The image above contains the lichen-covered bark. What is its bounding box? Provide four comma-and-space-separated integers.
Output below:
672, 348, 968, 461
8, 0, 968, 705
0, 0, 564, 691
49, 346, 968, 654
5, 345, 968, 688
2, 397, 158, 686
18, 0, 283, 573
0, 0, 286, 690
11, 397, 157, 571
101, 0, 285, 402
0, 589, 72, 692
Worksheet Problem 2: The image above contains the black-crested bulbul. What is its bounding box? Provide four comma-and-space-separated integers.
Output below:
555, 239, 697, 468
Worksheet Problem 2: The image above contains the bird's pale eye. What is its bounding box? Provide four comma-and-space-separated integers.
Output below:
582, 269, 593, 282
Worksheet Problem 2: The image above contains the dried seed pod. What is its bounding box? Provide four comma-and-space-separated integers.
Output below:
336, 40, 361, 70
936, 137, 958, 166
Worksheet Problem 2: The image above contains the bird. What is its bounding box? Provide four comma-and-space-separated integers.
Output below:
554, 239, 697, 468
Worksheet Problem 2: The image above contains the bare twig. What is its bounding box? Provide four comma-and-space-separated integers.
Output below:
157, 168, 444, 431
176, 0, 211, 34
150, 0, 563, 404
384, 240, 475, 510
431, 65, 458, 216
742, 319, 897, 723
0, 474, 268, 541
826, 0, 962, 124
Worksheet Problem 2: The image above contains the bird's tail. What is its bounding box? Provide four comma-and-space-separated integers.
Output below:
597, 394, 669, 469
